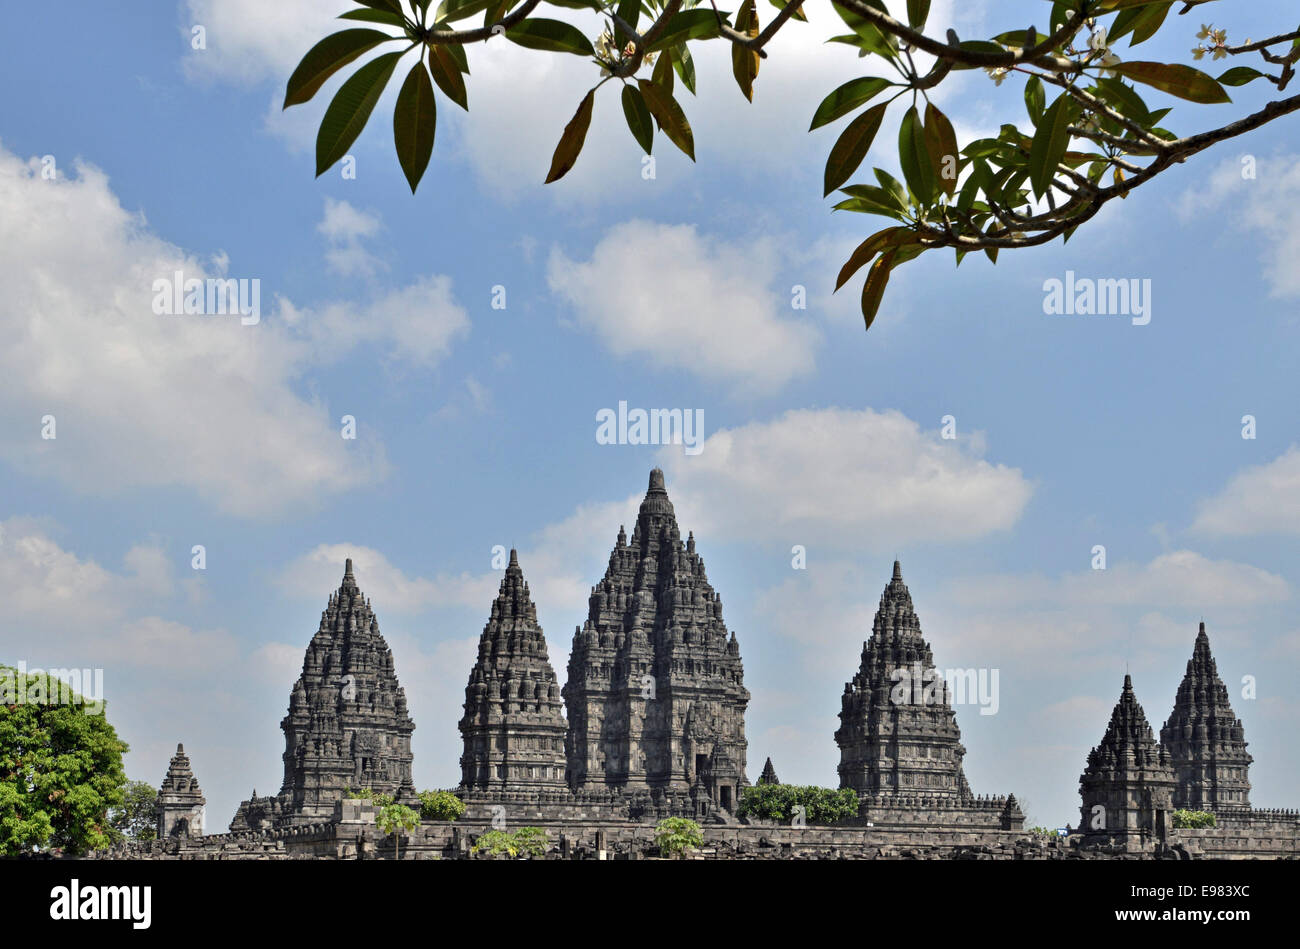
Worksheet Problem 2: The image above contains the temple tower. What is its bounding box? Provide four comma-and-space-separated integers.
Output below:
1079, 675, 1176, 850
275, 558, 415, 820
1160, 622, 1252, 811
459, 550, 568, 790
156, 743, 205, 838
835, 562, 972, 802
563, 468, 749, 811
757, 757, 780, 786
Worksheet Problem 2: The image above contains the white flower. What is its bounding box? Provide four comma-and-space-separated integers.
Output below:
984, 66, 1010, 85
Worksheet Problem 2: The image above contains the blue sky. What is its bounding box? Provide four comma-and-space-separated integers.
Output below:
1, 1, 1298, 830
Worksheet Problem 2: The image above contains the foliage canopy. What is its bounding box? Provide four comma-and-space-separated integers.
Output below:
286, 0, 1300, 331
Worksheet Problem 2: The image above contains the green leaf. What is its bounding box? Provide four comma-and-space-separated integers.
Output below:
836, 226, 907, 291
1028, 93, 1071, 200
875, 168, 909, 210
622, 84, 654, 154
924, 102, 958, 197
393, 61, 437, 193
316, 51, 403, 177
674, 43, 697, 96
436, 0, 496, 23
285, 29, 396, 109
906, 0, 930, 29
651, 47, 674, 94
1108, 2, 1171, 46
1093, 76, 1151, 126
646, 9, 730, 52
355, 0, 404, 13
823, 102, 886, 197
840, 183, 906, 216
1024, 75, 1045, 124
860, 247, 896, 331
545, 89, 595, 183
1217, 66, 1266, 87
615, 0, 642, 43
505, 18, 595, 55
831, 2, 899, 60
809, 77, 891, 131
1111, 61, 1230, 104
339, 9, 407, 27
427, 44, 468, 110
732, 0, 760, 102
897, 105, 935, 206
638, 78, 695, 159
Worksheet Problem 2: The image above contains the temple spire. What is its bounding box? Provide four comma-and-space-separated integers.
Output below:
1161, 622, 1251, 811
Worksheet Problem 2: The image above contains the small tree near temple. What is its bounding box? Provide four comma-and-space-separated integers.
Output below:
375, 801, 421, 858
108, 780, 158, 843
654, 816, 704, 858
1172, 809, 1216, 829
418, 789, 466, 821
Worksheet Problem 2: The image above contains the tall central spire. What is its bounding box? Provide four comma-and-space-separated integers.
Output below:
563, 469, 749, 811
1160, 622, 1252, 810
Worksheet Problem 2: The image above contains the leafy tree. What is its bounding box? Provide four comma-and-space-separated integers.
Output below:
286, 0, 1300, 330
468, 826, 551, 857
0, 665, 128, 855
737, 783, 860, 823
512, 826, 550, 856
108, 779, 158, 843
472, 828, 521, 856
1172, 808, 1216, 829
375, 801, 421, 858
654, 816, 704, 857
417, 788, 466, 820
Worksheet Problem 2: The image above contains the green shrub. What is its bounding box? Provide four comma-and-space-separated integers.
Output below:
1172, 809, 1216, 829
472, 829, 521, 857
654, 817, 703, 857
512, 827, 549, 857
418, 789, 466, 821
470, 826, 550, 857
737, 784, 860, 824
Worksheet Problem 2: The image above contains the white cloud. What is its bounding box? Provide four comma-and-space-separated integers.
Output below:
0, 518, 236, 670
318, 197, 384, 277
548, 219, 821, 391
183, 0, 349, 84
0, 145, 468, 515
658, 406, 1032, 546
1178, 152, 1300, 298
1192, 446, 1300, 535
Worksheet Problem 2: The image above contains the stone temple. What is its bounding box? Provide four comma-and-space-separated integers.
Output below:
458, 549, 568, 791
835, 561, 1017, 831
563, 468, 749, 813
1160, 623, 1252, 811
231, 558, 416, 830
104, 470, 1299, 859
1077, 624, 1296, 856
